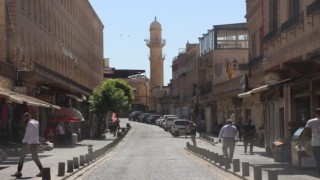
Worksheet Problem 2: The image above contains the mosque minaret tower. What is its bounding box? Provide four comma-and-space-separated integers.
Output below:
147, 17, 165, 89
146, 17, 165, 112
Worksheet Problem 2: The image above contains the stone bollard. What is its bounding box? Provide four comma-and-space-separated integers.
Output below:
67, 160, 73, 173
242, 162, 250, 177
224, 157, 231, 169
85, 154, 89, 164
213, 153, 219, 163
268, 169, 278, 180
58, 162, 65, 176
42, 167, 51, 180
73, 157, 79, 169
253, 165, 262, 180
232, 159, 240, 172
218, 155, 225, 166
80, 155, 85, 166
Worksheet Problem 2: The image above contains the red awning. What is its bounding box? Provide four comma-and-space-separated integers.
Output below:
48, 107, 84, 123
49, 116, 81, 123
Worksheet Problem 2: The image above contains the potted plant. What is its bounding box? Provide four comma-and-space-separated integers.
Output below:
87, 144, 93, 154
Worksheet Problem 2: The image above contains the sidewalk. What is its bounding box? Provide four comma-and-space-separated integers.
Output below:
0, 132, 117, 180
196, 133, 319, 180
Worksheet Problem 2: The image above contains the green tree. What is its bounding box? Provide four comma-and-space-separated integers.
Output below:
90, 79, 134, 116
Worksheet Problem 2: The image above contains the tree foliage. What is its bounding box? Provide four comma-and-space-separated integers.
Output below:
89, 79, 134, 116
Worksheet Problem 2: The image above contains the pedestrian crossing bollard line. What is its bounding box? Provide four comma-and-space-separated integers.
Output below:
253, 165, 262, 180
267, 169, 278, 180
67, 160, 74, 173
58, 162, 65, 176
242, 162, 250, 177
232, 159, 240, 172
42, 167, 51, 180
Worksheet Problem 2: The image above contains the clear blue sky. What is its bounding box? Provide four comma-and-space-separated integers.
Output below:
89, 0, 246, 85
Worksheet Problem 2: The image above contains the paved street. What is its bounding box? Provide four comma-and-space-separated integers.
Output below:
0, 118, 319, 180
79, 120, 240, 180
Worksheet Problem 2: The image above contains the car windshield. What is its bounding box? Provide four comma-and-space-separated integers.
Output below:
175, 121, 189, 125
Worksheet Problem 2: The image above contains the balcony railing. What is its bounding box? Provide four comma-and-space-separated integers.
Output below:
307, 1, 320, 16
281, 14, 302, 32
263, 29, 279, 43
248, 55, 264, 68
145, 39, 166, 46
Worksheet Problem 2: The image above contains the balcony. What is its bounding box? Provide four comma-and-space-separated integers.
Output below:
211, 76, 246, 99
281, 14, 302, 32
307, 1, 320, 16
263, 29, 279, 43
248, 55, 264, 68
145, 39, 166, 46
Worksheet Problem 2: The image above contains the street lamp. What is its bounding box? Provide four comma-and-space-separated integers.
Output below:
145, 82, 148, 112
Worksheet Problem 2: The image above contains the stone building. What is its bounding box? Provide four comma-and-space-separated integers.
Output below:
198, 23, 248, 133
171, 43, 199, 119
0, 0, 103, 141
245, 0, 320, 151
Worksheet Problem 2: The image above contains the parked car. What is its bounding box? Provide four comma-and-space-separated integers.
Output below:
156, 117, 164, 126
171, 119, 190, 137
130, 111, 143, 121
163, 117, 179, 131
147, 114, 161, 124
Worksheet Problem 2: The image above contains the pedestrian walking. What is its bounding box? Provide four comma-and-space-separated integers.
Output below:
302, 108, 320, 177
11, 112, 43, 178
56, 122, 65, 146
241, 120, 256, 154
218, 119, 239, 162
189, 121, 197, 147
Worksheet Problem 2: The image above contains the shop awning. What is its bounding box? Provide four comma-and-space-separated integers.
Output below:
51, 107, 84, 122
0, 89, 60, 109
251, 85, 269, 93
49, 116, 82, 123
238, 91, 252, 98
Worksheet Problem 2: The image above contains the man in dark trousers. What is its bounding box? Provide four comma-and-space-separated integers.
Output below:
242, 120, 256, 154
12, 112, 43, 178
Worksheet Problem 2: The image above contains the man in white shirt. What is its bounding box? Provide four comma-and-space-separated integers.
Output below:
218, 119, 239, 161
304, 108, 320, 177
12, 112, 43, 178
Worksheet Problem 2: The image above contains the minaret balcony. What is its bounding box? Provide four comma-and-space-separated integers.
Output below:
145, 39, 166, 46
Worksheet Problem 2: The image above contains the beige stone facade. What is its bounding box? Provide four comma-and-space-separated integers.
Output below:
171, 43, 199, 118
246, 0, 320, 151
125, 75, 149, 112
197, 23, 248, 133
0, 0, 104, 140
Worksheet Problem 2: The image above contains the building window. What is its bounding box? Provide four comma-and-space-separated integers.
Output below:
289, 0, 300, 18
294, 97, 310, 125
269, 0, 278, 32
250, 32, 257, 58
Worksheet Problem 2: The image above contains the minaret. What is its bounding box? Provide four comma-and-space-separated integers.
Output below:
147, 17, 165, 89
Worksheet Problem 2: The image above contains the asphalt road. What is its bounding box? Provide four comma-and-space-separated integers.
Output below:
77, 119, 240, 180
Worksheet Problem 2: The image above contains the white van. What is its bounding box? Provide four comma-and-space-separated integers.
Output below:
171, 119, 190, 137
